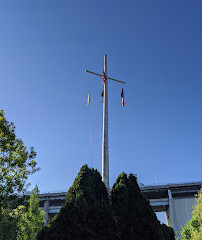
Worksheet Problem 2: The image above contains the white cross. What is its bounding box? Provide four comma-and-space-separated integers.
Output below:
85, 55, 125, 190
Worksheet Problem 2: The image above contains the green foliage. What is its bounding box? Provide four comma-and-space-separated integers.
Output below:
0, 110, 39, 208
38, 166, 175, 240
37, 165, 113, 240
181, 187, 202, 240
0, 186, 45, 240
0, 187, 45, 240
111, 172, 175, 240
15, 185, 46, 240
0, 208, 17, 240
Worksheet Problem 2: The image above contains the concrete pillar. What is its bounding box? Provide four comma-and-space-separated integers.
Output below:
165, 189, 196, 239
166, 189, 173, 227
168, 189, 172, 200
44, 198, 49, 224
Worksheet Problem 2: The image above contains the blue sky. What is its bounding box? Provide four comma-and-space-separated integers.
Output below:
0, 0, 201, 222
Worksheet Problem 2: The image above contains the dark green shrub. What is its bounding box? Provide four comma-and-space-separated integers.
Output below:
111, 173, 174, 240
37, 165, 113, 240
38, 166, 175, 240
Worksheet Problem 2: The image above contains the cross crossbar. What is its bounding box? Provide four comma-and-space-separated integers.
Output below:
85, 55, 125, 190
85, 69, 125, 84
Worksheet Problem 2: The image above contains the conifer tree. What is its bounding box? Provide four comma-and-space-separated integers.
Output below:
111, 173, 175, 240
38, 166, 175, 240
37, 165, 113, 240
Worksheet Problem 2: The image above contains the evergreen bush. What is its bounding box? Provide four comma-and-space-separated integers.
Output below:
37, 165, 113, 240
38, 165, 175, 240
111, 172, 175, 240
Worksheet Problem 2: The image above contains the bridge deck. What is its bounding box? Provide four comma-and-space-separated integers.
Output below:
39, 181, 202, 215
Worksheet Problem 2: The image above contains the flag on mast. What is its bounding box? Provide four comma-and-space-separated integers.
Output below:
121, 88, 125, 107
87, 93, 90, 106
102, 72, 107, 85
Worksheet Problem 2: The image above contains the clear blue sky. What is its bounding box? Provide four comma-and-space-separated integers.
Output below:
0, 0, 201, 222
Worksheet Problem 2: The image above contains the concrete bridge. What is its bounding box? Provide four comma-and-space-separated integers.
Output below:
141, 181, 201, 238
39, 181, 202, 238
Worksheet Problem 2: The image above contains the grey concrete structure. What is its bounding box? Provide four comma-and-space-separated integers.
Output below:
166, 195, 196, 238
141, 181, 201, 238
40, 181, 201, 238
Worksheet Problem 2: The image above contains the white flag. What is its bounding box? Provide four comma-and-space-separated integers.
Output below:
87, 93, 90, 106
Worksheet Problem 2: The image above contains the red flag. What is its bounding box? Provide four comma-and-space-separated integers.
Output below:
102, 72, 107, 85
122, 98, 125, 107
121, 88, 125, 107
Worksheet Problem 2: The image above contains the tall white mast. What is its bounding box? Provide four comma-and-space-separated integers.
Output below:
102, 55, 109, 189
85, 55, 125, 191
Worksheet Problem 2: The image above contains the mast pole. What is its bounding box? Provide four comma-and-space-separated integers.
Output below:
85, 55, 125, 190
102, 55, 109, 190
